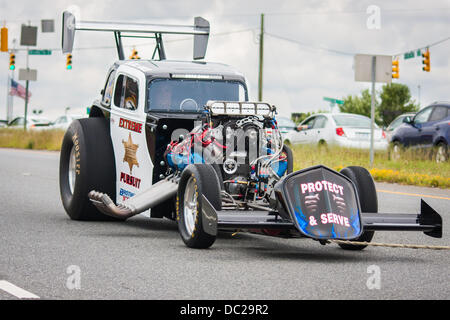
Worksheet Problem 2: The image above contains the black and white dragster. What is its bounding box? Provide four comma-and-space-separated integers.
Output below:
59, 12, 442, 250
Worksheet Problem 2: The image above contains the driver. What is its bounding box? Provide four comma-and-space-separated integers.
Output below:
124, 78, 138, 110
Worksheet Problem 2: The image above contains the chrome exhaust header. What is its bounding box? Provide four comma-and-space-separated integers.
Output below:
88, 176, 179, 219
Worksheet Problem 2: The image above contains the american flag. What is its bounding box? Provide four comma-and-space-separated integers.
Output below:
9, 79, 31, 100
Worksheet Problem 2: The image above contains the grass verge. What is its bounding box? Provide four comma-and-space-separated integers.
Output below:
0, 128, 65, 151
291, 144, 449, 188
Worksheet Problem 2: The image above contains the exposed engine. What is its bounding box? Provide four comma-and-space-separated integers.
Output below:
164, 101, 289, 205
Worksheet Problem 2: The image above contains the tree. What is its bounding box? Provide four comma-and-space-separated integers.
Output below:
339, 89, 382, 124
377, 83, 419, 127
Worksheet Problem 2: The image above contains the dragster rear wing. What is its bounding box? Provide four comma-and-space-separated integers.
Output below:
61, 11, 210, 60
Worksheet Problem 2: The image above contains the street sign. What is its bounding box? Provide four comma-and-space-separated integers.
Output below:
20, 25, 38, 46
41, 20, 55, 33
354, 54, 392, 83
404, 51, 414, 59
28, 49, 52, 55
323, 97, 344, 105
19, 69, 37, 81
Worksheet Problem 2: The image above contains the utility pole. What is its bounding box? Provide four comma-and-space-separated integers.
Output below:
23, 21, 31, 130
24, 45, 30, 130
369, 56, 376, 167
258, 13, 264, 101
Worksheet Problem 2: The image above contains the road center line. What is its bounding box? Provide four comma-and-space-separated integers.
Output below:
0, 280, 40, 299
377, 189, 450, 201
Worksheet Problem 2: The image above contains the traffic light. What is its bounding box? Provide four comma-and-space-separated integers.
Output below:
9, 52, 15, 70
422, 49, 430, 72
129, 49, 140, 59
1, 27, 8, 52
66, 53, 72, 70
392, 59, 399, 79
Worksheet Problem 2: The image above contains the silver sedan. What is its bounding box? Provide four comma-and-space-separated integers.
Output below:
283, 113, 388, 150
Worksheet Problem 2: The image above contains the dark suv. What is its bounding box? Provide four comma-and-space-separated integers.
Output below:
391, 102, 449, 162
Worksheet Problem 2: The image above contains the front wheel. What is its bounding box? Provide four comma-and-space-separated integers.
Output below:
338, 166, 378, 250
176, 164, 222, 249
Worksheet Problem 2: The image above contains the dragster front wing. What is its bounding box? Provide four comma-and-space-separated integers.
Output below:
201, 196, 442, 239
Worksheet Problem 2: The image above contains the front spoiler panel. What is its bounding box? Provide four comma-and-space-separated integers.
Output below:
274, 165, 363, 240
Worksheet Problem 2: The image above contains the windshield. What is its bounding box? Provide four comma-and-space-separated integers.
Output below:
332, 114, 377, 128
276, 117, 296, 129
147, 78, 247, 112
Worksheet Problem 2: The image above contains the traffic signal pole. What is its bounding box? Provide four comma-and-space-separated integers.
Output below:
8, 38, 16, 123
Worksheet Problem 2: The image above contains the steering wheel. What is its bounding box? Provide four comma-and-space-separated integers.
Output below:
179, 98, 198, 111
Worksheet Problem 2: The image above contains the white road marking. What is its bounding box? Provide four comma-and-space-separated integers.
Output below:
0, 280, 40, 299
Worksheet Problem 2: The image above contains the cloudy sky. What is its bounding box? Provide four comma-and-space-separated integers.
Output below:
0, 0, 449, 121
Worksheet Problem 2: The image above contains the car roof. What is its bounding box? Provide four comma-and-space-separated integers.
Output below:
304, 112, 371, 119
429, 101, 450, 107
114, 59, 246, 82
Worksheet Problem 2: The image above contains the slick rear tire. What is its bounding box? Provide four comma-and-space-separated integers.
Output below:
282, 144, 294, 174
338, 166, 378, 250
59, 118, 120, 221
177, 164, 222, 249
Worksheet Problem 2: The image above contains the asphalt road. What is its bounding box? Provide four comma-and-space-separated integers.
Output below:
0, 148, 449, 300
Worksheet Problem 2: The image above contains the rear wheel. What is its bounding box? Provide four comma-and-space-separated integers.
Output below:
339, 166, 378, 250
177, 164, 222, 248
60, 118, 120, 221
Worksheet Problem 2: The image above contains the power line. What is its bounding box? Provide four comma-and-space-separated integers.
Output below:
393, 35, 450, 58
265, 32, 355, 56
267, 31, 450, 59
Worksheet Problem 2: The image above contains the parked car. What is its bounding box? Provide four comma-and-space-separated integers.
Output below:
50, 114, 84, 130
7, 116, 51, 129
283, 113, 388, 150
385, 112, 416, 142
391, 102, 449, 162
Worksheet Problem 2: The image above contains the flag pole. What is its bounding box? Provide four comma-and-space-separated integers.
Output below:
9, 39, 15, 123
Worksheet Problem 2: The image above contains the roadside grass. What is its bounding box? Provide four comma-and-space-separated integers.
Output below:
0, 128, 65, 151
291, 144, 450, 188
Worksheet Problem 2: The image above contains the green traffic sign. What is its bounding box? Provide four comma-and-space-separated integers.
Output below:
323, 97, 344, 105
404, 51, 415, 59
28, 49, 52, 55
